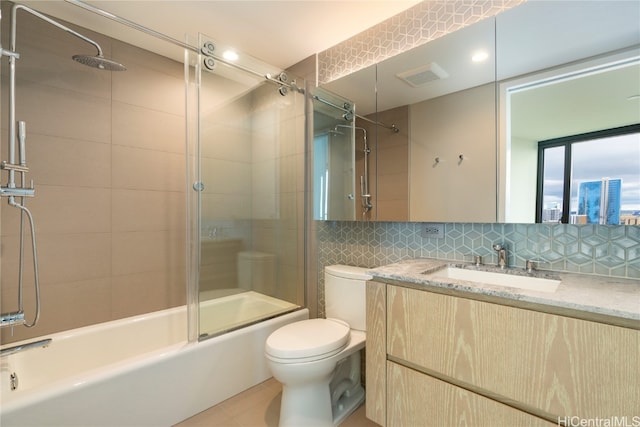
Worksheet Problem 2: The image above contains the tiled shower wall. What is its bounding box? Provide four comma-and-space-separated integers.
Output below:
1, 5, 186, 343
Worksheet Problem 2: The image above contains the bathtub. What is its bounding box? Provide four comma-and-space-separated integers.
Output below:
0, 290, 307, 426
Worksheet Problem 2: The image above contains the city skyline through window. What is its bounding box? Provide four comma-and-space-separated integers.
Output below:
538, 125, 640, 225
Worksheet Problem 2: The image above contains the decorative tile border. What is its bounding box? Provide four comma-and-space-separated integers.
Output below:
318, 0, 525, 84
315, 221, 639, 315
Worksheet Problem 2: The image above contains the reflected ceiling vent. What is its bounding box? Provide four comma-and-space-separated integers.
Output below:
396, 62, 448, 87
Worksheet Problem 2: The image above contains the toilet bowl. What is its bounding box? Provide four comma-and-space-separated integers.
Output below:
265, 265, 372, 427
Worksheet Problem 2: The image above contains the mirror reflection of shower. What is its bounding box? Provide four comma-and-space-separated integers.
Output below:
335, 125, 373, 218
312, 88, 399, 221
0, 3, 126, 333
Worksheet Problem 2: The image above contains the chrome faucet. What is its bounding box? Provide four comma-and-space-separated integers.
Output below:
493, 244, 508, 269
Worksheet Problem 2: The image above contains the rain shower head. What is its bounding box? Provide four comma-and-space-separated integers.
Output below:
9, 4, 126, 72
73, 54, 126, 71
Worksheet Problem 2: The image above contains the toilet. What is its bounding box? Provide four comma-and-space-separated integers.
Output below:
265, 265, 372, 427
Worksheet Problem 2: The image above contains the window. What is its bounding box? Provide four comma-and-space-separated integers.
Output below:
536, 124, 640, 224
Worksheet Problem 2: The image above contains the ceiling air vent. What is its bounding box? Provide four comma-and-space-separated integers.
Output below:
396, 62, 448, 87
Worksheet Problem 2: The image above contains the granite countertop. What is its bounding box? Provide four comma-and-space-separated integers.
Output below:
368, 258, 640, 329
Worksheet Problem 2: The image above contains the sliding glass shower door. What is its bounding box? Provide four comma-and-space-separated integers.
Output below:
188, 34, 305, 340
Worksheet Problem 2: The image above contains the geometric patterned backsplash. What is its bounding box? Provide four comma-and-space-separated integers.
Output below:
315, 221, 640, 316
317, 221, 640, 279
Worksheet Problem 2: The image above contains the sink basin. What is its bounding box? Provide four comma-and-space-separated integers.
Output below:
433, 267, 561, 293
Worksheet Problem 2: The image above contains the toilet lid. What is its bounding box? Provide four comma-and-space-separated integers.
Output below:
265, 318, 350, 361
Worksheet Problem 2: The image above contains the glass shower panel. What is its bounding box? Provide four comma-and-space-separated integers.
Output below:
194, 33, 303, 339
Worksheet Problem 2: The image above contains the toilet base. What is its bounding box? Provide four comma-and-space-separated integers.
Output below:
332, 384, 364, 426
279, 379, 333, 427
330, 350, 364, 425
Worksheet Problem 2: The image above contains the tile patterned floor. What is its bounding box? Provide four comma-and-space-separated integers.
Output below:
174, 378, 379, 427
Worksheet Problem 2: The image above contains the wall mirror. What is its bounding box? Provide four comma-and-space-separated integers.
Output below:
497, 1, 640, 225
315, 0, 640, 224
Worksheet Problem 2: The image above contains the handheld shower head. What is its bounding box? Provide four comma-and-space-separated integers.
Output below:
72, 54, 126, 71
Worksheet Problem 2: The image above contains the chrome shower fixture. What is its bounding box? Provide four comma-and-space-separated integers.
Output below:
9, 4, 126, 72
200, 39, 304, 96
72, 54, 126, 71
1, 2, 127, 331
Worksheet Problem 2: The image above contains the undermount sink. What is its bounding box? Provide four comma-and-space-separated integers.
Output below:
432, 266, 561, 293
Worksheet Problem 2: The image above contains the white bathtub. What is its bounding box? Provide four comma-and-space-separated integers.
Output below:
0, 291, 307, 426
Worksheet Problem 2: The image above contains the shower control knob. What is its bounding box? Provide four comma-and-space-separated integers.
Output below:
192, 182, 205, 192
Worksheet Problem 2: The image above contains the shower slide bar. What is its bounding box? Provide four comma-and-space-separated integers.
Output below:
64, 0, 304, 94
312, 94, 400, 133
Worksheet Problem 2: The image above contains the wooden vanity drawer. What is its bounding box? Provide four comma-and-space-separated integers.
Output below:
387, 285, 640, 420
387, 361, 555, 427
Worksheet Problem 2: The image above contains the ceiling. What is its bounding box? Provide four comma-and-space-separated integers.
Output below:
20, 0, 423, 70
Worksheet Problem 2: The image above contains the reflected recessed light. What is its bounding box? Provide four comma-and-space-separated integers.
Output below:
472, 51, 489, 63
223, 50, 239, 61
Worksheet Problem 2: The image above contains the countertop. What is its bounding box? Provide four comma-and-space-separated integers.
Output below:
368, 258, 640, 329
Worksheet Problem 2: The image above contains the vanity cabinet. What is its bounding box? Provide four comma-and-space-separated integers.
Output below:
366, 281, 640, 426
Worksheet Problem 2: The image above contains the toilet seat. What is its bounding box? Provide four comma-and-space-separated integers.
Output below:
265, 318, 350, 363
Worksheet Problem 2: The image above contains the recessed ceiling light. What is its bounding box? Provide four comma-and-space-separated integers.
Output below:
223, 50, 239, 61
472, 51, 489, 63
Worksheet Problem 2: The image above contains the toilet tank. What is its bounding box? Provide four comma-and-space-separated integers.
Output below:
324, 265, 372, 332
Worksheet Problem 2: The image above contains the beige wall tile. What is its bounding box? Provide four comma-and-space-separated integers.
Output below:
112, 189, 185, 232
111, 270, 185, 319
201, 193, 252, 221
0, 233, 112, 286
112, 230, 185, 277
112, 40, 183, 80
201, 123, 251, 162
378, 173, 408, 201
377, 200, 409, 222
377, 145, 408, 176
111, 58, 184, 116
9, 81, 111, 143
112, 102, 185, 154
112, 145, 185, 192
22, 134, 111, 188
202, 157, 251, 195
1, 186, 111, 236
0, 278, 113, 343
279, 154, 297, 193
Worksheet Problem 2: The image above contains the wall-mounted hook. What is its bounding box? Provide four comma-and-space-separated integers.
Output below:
458, 154, 464, 165
433, 156, 441, 167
